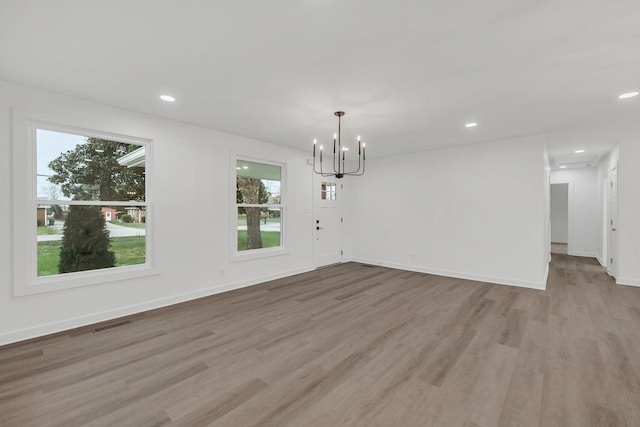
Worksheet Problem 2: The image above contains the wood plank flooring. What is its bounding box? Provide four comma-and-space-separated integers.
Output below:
2, 255, 640, 426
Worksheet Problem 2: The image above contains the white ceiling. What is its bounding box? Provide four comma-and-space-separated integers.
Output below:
1, 0, 639, 162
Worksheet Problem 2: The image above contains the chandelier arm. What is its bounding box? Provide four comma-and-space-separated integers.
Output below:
341, 149, 362, 175
344, 154, 366, 176
313, 156, 339, 177
346, 151, 362, 174
358, 158, 366, 175
313, 155, 330, 176
350, 160, 366, 176
333, 135, 341, 176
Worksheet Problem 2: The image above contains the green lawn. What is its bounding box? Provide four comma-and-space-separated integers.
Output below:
237, 231, 281, 251
37, 226, 60, 236
37, 236, 146, 277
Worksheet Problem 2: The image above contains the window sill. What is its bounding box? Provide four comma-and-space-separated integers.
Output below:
14, 264, 159, 297
231, 247, 290, 262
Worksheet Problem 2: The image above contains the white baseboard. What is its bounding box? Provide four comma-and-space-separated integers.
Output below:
348, 257, 546, 290
0, 265, 314, 347
617, 278, 640, 288
596, 254, 606, 267
568, 251, 598, 258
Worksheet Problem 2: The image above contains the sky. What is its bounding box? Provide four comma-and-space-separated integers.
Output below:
36, 129, 85, 200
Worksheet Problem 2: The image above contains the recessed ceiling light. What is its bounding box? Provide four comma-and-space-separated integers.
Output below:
574, 149, 585, 153
160, 95, 176, 102
242, 165, 249, 169
618, 91, 638, 99
559, 165, 567, 169
465, 122, 478, 128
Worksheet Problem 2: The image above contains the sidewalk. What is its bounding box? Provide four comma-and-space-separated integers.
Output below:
237, 222, 281, 232
38, 221, 146, 242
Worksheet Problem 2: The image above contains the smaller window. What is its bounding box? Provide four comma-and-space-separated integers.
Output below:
236, 159, 283, 252
321, 182, 337, 200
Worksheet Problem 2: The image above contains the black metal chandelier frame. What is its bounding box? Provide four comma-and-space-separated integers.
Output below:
312, 111, 365, 179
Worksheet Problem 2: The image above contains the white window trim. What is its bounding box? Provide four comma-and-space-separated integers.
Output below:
12, 109, 158, 297
230, 155, 288, 262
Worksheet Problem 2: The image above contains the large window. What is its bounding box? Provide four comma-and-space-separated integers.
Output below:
35, 128, 148, 277
235, 159, 283, 253
12, 112, 154, 296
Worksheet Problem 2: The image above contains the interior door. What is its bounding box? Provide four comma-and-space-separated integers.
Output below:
608, 166, 618, 278
313, 175, 342, 267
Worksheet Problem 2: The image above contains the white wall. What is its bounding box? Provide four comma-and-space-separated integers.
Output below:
0, 80, 314, 345
617, 140, 640, 286
346, 136, 549, 289
550, 168, 600, 258
550, 183, 569, 243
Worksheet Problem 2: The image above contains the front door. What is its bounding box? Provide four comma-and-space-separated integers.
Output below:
313, 175, 342, 267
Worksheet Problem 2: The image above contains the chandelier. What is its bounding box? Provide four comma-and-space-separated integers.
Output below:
312, 111, 365, 178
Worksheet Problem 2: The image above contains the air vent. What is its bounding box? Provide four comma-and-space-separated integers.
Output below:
93, 320, 131, 333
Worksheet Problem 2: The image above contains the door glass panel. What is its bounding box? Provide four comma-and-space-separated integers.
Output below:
321, 182, 336, 200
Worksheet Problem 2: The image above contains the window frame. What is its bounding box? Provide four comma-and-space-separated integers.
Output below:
231, 155, 287, 261
12, 112, 157, 297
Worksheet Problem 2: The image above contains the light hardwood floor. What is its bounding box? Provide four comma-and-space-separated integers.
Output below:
2, 255, 640, 426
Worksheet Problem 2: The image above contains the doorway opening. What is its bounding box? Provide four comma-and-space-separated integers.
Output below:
607, 166, 618, 278
550, 182, 569, 255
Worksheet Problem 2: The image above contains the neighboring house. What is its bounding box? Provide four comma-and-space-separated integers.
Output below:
101, 207, 117, 222
36, 206, 51, 227
124, 206, 145, 223
117, 146, 145, 168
